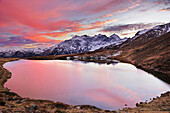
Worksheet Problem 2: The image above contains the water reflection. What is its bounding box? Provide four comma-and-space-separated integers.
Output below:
4, 60, 170, 110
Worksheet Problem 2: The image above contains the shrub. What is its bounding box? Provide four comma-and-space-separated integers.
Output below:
55, 110, 67, 113
0, 100, 5, 106
55, 102, 70, 109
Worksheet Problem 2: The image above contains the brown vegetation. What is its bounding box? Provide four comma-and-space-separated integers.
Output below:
120, 91, 170, 113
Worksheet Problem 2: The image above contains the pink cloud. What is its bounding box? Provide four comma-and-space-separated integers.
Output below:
0, 0, 167, 47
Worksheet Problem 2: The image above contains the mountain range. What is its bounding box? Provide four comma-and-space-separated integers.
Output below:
0, 23, 169, 58
0, 34, 127, 58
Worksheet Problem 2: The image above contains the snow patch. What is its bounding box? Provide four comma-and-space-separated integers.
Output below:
112, 51, 122, 56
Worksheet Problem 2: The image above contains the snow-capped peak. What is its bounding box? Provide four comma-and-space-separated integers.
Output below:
110, 34, 120, 41
0, 46, 48, 58
48, 33, 127, 55
133, 22, 170, 40
136, 29, 149, 36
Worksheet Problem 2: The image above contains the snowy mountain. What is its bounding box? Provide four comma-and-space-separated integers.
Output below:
104, 23, 170, 49
133, 23, 170, 40
46, 34, 127, 55
0, 34, 126, 58
0, 47, 48, 58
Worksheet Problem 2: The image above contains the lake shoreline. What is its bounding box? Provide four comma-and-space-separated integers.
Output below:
0, 57, 169, 112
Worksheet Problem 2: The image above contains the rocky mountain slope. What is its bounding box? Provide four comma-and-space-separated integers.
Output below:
113, 30, 170, 84
0, 34, 127, 58
104, 22, 170, 49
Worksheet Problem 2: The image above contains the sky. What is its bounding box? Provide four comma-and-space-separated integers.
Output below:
0, 0, 169, 48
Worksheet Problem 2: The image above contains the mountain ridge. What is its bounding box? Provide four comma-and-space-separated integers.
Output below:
46, 34, 127, 55
0, 34, 127, 58
0, 22, 169, 58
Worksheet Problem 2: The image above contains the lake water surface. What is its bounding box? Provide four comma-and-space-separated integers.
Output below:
4, 60, 170, 110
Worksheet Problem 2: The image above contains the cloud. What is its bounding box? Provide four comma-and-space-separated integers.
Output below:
152, 0, 170, 12
89, 0, 125, 13
101, 22, 166, 38
20, 42, 61, 48
0, 36, 37, 47
0, 34, 60, 48
0, 0, 169, 47
101, 22, 164, 33
153, 0, 170, 5
0, 0, 121, 45
0, 0, 121, 30
157, 7, 170, 12
120, 32, 137, 37
102, 0, 141, 18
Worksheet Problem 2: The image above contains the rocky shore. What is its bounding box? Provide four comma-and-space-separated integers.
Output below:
0, 58, 19, 92
0, 91, 109, 112
120, 91, 170, 113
